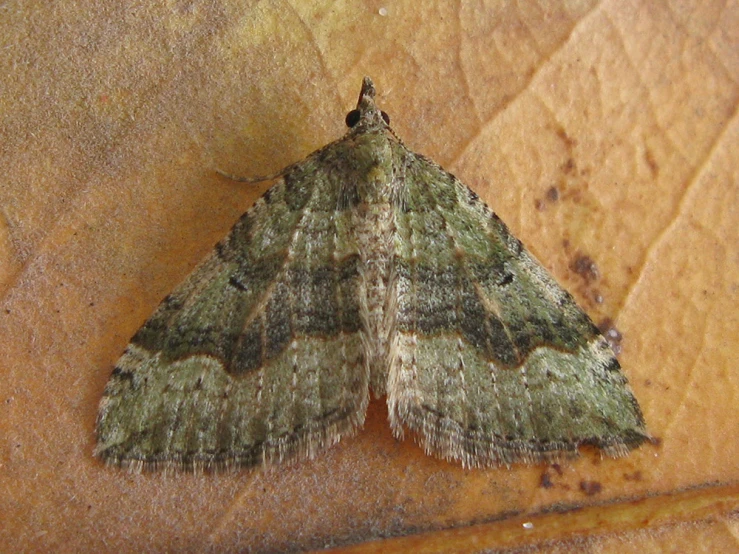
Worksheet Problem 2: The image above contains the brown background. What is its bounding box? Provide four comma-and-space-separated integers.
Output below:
1, 1, 737, 552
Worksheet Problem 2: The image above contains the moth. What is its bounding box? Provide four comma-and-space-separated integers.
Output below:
96, 77, 648, 471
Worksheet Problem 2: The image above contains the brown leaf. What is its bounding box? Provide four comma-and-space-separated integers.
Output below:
2, 1, 737, 552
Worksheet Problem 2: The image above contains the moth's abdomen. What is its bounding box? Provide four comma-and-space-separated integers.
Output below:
353, 200, 395, 397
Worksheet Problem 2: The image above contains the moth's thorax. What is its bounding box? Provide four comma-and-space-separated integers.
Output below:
346, 130, 395, 204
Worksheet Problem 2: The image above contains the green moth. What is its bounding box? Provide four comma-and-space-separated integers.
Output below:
96, 77, 648, 471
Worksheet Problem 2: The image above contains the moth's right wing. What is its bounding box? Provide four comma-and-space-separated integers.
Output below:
387, 151, 648, 468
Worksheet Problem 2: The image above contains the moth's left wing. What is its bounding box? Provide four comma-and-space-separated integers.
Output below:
96, 159, 369, 471
387, 152, 648, 468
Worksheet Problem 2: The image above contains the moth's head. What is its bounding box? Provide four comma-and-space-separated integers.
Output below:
345, 77, 391, 131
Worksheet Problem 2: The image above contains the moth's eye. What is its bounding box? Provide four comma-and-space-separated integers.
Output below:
345, 109, 361, 128
381, 111, 390, 125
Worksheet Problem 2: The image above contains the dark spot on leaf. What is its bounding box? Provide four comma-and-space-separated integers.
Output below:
579, 480, 602, 496
540, 472, 555, 489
